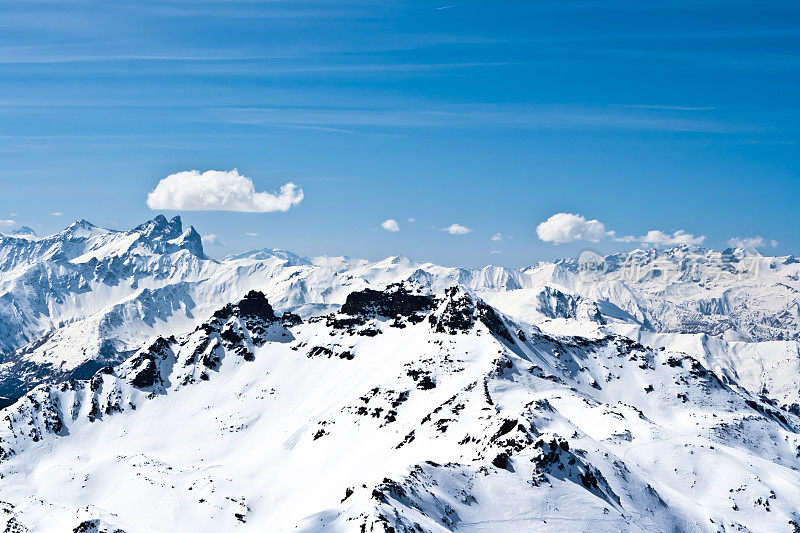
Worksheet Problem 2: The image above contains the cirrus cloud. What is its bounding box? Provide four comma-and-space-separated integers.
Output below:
381, 219, 400, 232
147, 169, 303, 213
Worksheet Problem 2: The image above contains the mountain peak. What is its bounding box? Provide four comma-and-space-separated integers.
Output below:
132, 215, 183, 241
68, 219, 96, 229
173, 226, 206, 259
61, 219, 107, 239
8, 226, 36, 237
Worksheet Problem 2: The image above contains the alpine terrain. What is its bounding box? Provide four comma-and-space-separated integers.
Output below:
1, 217, 800, 532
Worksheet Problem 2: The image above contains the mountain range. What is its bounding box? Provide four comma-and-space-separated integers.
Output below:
1, 216, 799, 532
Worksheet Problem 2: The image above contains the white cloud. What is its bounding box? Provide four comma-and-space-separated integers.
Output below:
201, 234, 225, 247
537, 212, 705, 247
0, 219, 15, 226
407, 217, 416, 223
638, 229, 705, 246
727, 236, 773, 249
146, 169, 303, 213
49, 212, 62, 216
490, 232, 503, 241
245, 232, 259, 237
490, 250, 502, 255
381, 219, 400, 232
441, 223, 472, 235
8, 213, 17, 217
536, 213, 610, 243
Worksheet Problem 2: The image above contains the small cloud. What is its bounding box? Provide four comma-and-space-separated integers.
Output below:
49, 212, 62, 216
9, 213, 17, 217
245, 232, 259, 237
536, 213, 610, 243
441, 223, 472, 235
727, 236, 770, 250
381, 219, 400, 232
147, 169, 303, 213
201, 234, 225, 247
490, 250, 502, 255
407, 217, 416, 223
636, 230, 705, 246
0, 219, 15, 226
490, 232, 503, 241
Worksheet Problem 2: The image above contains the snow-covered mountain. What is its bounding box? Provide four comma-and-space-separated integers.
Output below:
1, 286, 799, 532
2, 217, 799, 410
0, 216, 213, 406
1, 216, 800, 531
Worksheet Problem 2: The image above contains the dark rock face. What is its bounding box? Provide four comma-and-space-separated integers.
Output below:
476, 302, 514, 343
235, 291, 277, 322
209, 290, 293, 335
128, 337, 172, 389
430, 287, 476, 334
73, 520, 100, 533
492, 452, 511, 470
416, 375, 436, 390
3, 516, 29, 533
531, 435, 621, 507
340, 284, 435, 319
281, 312, 302, 327
429, 287, 515, 343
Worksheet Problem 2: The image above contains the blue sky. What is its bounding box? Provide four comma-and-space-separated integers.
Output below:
0, 0, 798, 266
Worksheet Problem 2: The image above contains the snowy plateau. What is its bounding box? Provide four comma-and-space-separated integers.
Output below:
1, 216, 800, 532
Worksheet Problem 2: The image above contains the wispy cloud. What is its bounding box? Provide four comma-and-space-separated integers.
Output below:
210, 103, 753, 134
727, 236, 778, 250
201, 233, 225, 247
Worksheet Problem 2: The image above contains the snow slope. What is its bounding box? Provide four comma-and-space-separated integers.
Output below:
1, 287, 799, 532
